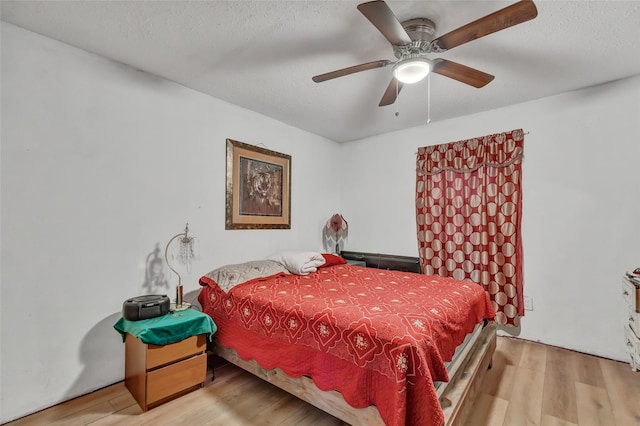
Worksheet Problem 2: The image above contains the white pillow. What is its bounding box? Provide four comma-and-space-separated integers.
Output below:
268, 251, 326, 275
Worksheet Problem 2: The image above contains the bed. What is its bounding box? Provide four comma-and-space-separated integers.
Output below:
197, 252, 496, 426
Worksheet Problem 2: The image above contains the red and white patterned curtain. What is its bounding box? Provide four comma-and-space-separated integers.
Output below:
415, 129, 524, 326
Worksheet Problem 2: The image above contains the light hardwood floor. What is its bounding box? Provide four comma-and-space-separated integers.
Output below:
6, 337, 640, 426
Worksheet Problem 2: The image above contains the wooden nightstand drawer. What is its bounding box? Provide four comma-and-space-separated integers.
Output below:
628, 306, 640, 338
147, 335, 206, 370
125, 333, 208, 410
624, 324, 639, 355
622, 277, 639, 312
147, 353, 206, 404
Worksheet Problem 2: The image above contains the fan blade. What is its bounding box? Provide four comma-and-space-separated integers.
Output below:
312, 60, 392, 83
357, 1, 412, 46
379, 78, 403, 106
430, 0, 538, 52
431, 59, 494, 88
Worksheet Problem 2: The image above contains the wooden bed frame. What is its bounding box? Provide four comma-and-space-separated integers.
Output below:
214, 324, 496, 426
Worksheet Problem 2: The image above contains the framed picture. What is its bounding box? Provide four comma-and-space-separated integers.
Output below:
225, 139, 291, 229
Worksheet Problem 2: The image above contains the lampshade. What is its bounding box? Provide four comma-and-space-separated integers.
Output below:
393, 58, 431, 84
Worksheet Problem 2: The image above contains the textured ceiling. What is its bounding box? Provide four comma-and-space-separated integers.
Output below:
2, 1, 640, 142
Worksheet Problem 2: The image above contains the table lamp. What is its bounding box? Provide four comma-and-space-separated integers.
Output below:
164, 223, 197, 310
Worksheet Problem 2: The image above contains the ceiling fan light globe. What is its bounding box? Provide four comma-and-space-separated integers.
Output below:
393, 58, 431, 84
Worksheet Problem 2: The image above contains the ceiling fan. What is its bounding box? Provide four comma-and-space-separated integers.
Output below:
312, 0, 538, 107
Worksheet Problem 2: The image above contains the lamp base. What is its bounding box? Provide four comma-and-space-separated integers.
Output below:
170, 302, 191, 312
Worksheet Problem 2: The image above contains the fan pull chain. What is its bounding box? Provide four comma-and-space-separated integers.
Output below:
395, 79, 400, 117
426, 74, 431, 124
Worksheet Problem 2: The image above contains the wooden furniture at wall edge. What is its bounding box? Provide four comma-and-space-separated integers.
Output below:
622, 275, 640, 371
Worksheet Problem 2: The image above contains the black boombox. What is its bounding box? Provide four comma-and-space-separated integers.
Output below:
122, 294, 170, 321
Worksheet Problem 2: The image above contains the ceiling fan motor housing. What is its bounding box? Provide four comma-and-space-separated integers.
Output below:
393, 18, 437, 59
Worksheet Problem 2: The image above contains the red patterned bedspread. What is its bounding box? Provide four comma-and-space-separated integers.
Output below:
198, 264, 494, 426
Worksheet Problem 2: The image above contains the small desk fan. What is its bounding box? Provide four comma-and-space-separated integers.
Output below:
323, 214, 348, 254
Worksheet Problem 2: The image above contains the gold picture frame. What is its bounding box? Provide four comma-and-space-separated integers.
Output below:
225, 139, 291, 230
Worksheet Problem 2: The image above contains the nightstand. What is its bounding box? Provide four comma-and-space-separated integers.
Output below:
114, 308, 217, 410
623, 275, 640, 371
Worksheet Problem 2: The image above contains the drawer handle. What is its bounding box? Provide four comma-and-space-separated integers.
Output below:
623, 290, 629, 296
628, 339, 634, 348
631, 316, 636, 322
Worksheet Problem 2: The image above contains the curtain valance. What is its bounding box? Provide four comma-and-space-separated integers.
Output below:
417, 129, 524, 176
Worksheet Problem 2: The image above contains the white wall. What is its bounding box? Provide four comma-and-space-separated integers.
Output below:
340, 74, 640, 362
0, 23, 342, 423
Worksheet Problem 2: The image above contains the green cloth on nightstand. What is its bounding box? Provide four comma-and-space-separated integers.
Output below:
113, 308, 217, 346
